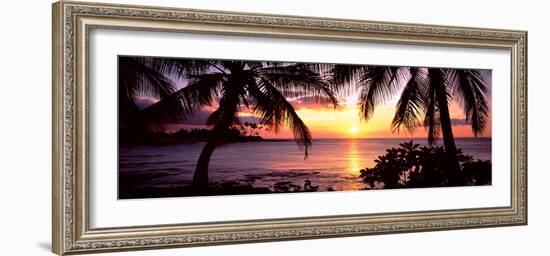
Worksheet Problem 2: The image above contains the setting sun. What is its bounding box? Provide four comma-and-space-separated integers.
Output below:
350, 126, 359, 134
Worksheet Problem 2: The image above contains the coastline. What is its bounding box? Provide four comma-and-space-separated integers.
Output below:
120, 136, 491, 146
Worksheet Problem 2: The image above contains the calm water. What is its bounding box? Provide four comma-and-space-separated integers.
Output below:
119, 138, 491, 192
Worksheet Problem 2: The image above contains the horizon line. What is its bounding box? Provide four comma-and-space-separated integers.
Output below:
263, 136, 492, 140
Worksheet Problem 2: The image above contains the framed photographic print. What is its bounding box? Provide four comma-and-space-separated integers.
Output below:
52, 1, 527, 255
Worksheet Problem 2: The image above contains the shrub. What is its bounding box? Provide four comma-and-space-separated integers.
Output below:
359, 141, 491, 189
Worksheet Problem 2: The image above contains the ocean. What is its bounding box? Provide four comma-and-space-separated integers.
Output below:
119, 138, 491, 192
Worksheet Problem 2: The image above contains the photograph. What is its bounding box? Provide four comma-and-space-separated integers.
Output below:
118, 56, 492, 199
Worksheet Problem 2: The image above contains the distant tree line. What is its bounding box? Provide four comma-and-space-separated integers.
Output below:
120, 123, 266, 145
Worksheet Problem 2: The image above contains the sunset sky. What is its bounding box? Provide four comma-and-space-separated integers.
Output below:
154, 78, 492, 139
125, 56, 492, 140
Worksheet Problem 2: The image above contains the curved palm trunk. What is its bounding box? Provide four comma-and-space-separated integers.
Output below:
192, 64, 245, 194
431, 69, 461, 185
192, 137, 218, 194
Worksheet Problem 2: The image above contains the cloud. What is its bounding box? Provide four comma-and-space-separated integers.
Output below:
133, 96, 158, 110
450, 118, 471, 126
145, 94, 352, 126
287, 95, 341, 111
412, 118, 471, 128
174, 109, 212, 125
173, 108, 260, 125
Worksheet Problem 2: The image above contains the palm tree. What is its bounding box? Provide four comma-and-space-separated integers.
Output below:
144, 59, 337, 193
118, 57, 177, 132
330, 65, 489, 184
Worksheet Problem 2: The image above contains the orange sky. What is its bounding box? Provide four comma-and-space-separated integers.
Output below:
165, 89, 492, 139
154, 63, 493, 139
256, 94, 491, 139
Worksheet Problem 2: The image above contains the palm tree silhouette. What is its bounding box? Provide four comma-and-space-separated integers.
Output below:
330, 65, 489, 183
118, 57, 178, 131
143, 59, 337, 193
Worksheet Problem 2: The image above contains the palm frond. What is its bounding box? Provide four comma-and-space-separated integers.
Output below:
206, 69, 250, 132
258, 64, 338, 107
245, 81, 284, 133
206, 92, 242, 130
244, 61, 264, 70
327, 64, 369, 96
247, 79, 312, 158
119, 57, 176, 100
391, 68, 428, 133
447, 69, 490, 136
141, 73, 223, 123
148, 58, 218, 79
358, 66, 406, 121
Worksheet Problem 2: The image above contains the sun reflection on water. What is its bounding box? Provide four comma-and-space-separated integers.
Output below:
347, 139, 361, 175
338, 138, 365, 191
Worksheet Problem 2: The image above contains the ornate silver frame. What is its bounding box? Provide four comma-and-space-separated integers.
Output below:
52, 1, 527, 255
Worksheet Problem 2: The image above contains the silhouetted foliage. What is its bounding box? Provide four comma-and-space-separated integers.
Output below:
171, 126, 262, 142
359, 141, 491, 189
118, 179, 321, 199
273, 180, 319, 193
